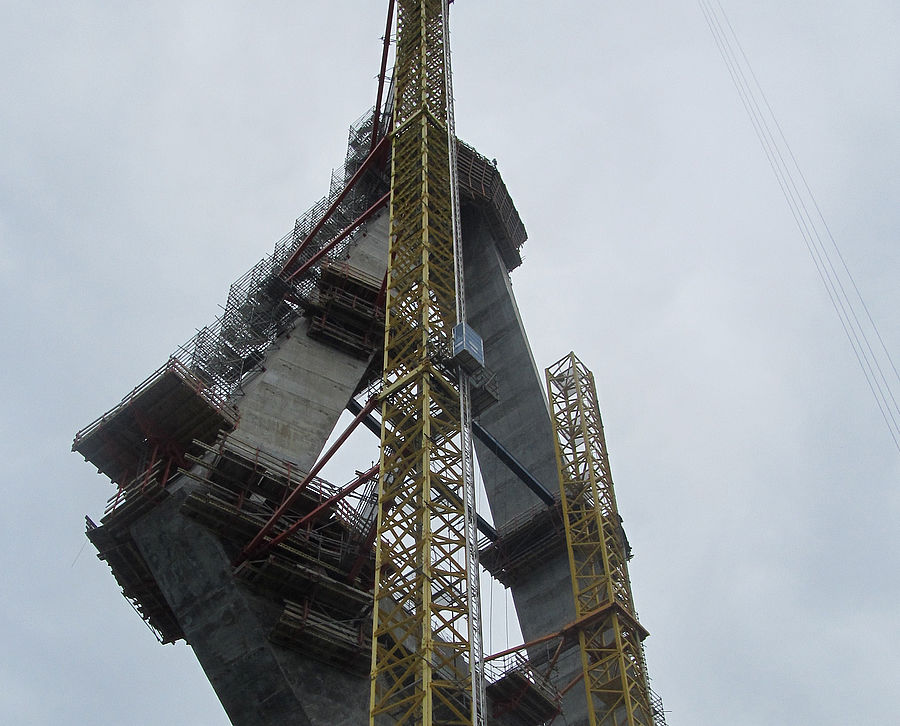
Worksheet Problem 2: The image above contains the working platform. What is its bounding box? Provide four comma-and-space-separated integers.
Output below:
179, 435, 381, 675
86, 522, 182, 643
305, 260, 384, 359
457, 141, 526, 272
72, 358, 238, 486
485, 651, 561, 726
479, 502, 567, 587
269, 600, 371, 676
235, 553, 371, 619
85, 470, 182, 644
181, 433, 377, 579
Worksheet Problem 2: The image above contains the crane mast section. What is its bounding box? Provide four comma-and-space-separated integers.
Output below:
370, 1, 475, 724
546, 353, 654, 726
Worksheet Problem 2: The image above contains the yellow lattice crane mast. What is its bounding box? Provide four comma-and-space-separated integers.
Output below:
370, 1, 482, 725
546, 353, 656, 726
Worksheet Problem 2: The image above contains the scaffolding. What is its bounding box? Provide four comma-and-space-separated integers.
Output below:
270, 600, 372, 675
305, 260, 385, 360
85, 477, 182, 645
456, 140, 527, 272
169, 133, 521, 412
179, 433, 382, 673
171, 106, 391, 405
69, 103, 525, 447
181, 434, 378, 579
484, 650, 561, 725
73, 357, 239, 487
478, 502, 567, 588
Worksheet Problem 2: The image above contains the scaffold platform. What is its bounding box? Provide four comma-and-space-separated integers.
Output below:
86, 498, 183, 644
72, 358, 238, 486
457, 141, 527, 272
305, 260, 384, 359
485, 650, 561, 725
479, 502, 567, 587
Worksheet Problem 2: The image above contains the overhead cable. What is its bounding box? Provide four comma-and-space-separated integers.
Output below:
699, 0, 900, 453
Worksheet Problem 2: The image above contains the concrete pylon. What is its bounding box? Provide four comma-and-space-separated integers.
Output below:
79, 140, 587, 725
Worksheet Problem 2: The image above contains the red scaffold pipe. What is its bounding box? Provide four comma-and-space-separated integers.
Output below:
369, 0, 396, 156
237, 396, 378, 563
279, 134, 390, 277
284, 192, 390, 283
263, 463, 379, 552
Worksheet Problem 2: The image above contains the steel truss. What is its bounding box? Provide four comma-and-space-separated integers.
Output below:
370, 1, 478, 724
546, 353, 655, 726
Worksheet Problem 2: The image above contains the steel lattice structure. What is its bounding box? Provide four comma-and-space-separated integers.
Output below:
546, 353, 654, 726
370, 1, 478, 724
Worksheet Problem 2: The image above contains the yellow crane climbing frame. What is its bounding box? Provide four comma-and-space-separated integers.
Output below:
370, 1, 480, 724
546, 353, 655, 726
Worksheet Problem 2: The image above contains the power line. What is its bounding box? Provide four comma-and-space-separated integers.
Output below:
698, 0, 900, 453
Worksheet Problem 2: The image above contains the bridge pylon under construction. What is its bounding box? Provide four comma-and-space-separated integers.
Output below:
73, 4, 666, 725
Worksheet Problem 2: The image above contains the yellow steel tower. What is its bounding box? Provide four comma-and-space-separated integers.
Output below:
546, 353, 654, 726
370, 1, 480, 724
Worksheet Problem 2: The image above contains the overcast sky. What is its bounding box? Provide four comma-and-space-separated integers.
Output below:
2, 2, 898, 724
